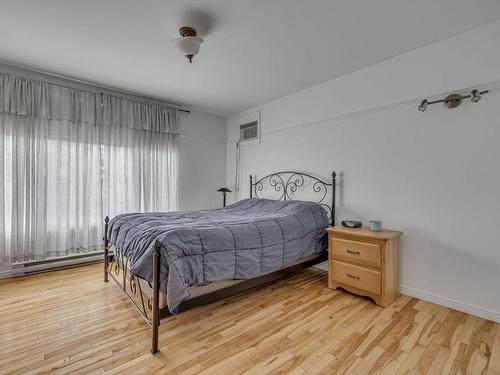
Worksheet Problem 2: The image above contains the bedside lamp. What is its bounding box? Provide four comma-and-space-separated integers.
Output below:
217, 187, 232, 207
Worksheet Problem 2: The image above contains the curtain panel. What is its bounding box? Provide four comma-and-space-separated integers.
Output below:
0, 73, 179, 265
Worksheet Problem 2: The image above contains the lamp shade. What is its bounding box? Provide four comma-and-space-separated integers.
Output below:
171, 36, 204, 61
217, 187, 232, 193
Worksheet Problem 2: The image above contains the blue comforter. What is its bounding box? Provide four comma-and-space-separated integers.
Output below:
107, 198, 328, 313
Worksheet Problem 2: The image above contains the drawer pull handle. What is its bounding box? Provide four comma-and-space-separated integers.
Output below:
347, 249, 360, 255
347, 273, 360, 280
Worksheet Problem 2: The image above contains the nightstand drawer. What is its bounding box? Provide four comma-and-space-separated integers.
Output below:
331, 260, 381, 295
331, 238, 381, 268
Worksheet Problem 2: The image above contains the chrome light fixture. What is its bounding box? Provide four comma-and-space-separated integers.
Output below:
418, 99, 428, 112
470, 89, 482, 103
417, 88, 489, 112
171, 26, 204, 63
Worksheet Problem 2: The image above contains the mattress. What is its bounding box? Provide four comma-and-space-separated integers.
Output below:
133, 252, 323, 309
107, 198, 328, 313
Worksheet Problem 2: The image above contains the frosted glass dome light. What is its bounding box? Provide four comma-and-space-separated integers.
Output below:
171, 27, 204, 63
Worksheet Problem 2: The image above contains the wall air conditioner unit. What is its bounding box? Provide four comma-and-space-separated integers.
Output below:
234, 111, 260, 192
239, 120, 259, 142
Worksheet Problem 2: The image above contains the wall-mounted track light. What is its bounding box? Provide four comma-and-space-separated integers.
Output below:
418, 89, 489, 112
470, 89, 482, 103
417, 100, 428, 112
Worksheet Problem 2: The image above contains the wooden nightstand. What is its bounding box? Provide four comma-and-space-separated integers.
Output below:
327, 226, 402, 307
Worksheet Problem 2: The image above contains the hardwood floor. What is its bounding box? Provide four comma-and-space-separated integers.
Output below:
0, 264, 498, 375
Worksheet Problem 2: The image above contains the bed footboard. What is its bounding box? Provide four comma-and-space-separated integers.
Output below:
103, 217, 163, 354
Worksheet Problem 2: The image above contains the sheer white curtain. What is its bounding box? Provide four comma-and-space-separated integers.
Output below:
0, 73, 178, 267
99, 94, 178, 218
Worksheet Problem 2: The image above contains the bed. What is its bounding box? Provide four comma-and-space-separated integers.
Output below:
104, 171, 336, 354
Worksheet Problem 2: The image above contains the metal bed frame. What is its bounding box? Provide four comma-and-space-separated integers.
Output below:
103, 171, 336, 354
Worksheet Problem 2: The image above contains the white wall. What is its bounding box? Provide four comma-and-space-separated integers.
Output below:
179, 110, 227, 211
226, 20, 500, 322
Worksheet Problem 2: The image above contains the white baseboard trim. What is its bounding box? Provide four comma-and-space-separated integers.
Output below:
0, 270, 12, 279
400, 285, 500, 323
0, 255, 103, 279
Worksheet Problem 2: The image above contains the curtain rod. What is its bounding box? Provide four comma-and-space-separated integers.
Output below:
0, 61, 192, 113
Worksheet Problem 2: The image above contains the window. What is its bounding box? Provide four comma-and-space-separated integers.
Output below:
0, 73, 179, 266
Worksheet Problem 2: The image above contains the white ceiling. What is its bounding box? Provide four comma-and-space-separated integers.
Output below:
1, 0, 500, 115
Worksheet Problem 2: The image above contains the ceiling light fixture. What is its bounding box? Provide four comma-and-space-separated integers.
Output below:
171, 26, 204, 63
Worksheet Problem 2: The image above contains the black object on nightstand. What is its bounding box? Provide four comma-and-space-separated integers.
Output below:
341, 220, 363, 228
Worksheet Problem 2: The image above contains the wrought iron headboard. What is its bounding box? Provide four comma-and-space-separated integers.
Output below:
249, 171, 336, 226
